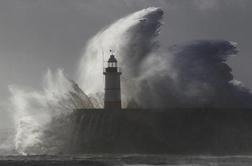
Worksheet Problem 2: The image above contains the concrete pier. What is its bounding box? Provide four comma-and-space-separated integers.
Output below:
68, 108, 252, 154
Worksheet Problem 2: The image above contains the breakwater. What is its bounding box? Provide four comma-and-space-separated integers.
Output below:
68, 109, 252, 154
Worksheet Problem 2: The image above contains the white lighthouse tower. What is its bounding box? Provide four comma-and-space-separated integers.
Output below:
103, 52, 122, 109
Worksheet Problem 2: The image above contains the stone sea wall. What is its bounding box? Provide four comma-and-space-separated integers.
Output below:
68, 109, 252, 154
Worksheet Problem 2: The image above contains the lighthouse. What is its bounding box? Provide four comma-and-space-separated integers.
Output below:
103, 52, 122, 109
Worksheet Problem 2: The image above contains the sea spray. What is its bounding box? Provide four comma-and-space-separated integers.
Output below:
6, 6, 252, 155
9, 69, 93, 154
78, 7, 163, 106
78, 7, 252, 108
6, 7, 164, 155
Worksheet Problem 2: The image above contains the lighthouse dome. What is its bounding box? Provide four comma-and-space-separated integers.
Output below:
108, 54, 117, 63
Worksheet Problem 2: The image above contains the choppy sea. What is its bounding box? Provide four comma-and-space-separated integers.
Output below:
1, 154, 252, 166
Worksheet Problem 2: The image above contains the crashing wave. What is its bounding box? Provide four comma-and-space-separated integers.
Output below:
78, 7, 163, 106
7, 6, 252, 155
9, 69, 93, 154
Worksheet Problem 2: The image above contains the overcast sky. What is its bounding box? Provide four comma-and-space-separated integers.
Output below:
0, 0, 251, 106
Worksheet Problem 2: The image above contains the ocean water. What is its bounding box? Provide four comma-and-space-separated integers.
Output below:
1, 155, 252, 166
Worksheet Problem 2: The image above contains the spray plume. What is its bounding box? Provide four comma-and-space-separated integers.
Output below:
9, 69, 93, 154
136, 40, 252, 108
78, 7, 164, 105
5, 7, 252, 155
6, 7, 164, 155
78, 7, 252, 109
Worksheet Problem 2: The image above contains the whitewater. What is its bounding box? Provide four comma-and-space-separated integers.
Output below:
1, 6, 246, 156
4, 7, 164, 155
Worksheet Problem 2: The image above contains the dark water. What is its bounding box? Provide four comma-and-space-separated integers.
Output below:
1, 155, 252, 166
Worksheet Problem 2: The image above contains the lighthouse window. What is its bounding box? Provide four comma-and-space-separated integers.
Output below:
108, 62, 117, 67
113, 62, 116, 67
